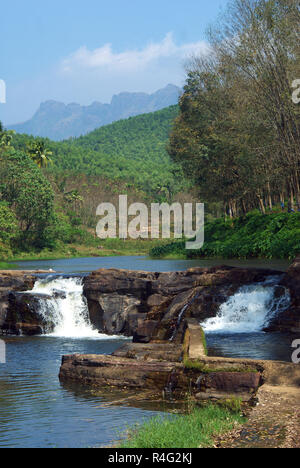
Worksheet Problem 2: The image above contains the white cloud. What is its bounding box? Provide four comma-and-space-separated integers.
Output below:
61, 33, 208, 73
3, 34, 209, 124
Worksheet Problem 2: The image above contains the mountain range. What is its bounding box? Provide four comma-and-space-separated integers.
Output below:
9, 84, 181, 141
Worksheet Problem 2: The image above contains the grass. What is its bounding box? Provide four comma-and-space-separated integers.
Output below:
119, 404, 246, 448
0, 261, 17, 269
3, 210, 299, 264
183, 360, 258, 375
4, 238, 172, 263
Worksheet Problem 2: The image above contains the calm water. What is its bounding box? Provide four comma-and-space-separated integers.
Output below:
206, 332, 293, 362
12, 255, 290, 274
0, 336, 165, 448
0, 256, 293, 448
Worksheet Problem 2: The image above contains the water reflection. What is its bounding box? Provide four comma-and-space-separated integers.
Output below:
12, 255, 291, 275
207, 332, 293, 361
0, 255, 293, 447
0, 336, 164, 448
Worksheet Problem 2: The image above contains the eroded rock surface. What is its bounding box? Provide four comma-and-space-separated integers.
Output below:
83, 266, 281, 340
0, 271, 37, 335
266, 255, 300, 333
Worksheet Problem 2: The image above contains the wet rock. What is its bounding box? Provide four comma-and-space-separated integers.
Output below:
52, 289, 67, 299
0, 271, 36, 335
197, 372, 261, 395
87, 291, 142, 336
83, 265, 285, 340
2, 292, 53, 336
133, 320, 159, 343
59, 354, 187, 396
113, 342, 182, 362
59, 352, 267, 402
266, 256, 300, 333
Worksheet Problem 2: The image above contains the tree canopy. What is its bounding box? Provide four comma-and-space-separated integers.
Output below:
168, 0, 300, 217
0, 147, 55, 248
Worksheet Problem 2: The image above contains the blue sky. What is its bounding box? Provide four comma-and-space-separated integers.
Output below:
0, 0, 228, 125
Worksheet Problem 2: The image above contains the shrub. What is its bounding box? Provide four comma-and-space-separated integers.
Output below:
150, 211, 300, 260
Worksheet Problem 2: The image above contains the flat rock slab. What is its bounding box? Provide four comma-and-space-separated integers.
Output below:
197, 371, 261, 394
113, 342, 182, 362
59, 354, 187, 397
59, 353, 271, 401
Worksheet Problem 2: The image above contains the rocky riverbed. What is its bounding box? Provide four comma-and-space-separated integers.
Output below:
1, 258, 299, 338
1, 258, 300, 448
82, 263, 299, 340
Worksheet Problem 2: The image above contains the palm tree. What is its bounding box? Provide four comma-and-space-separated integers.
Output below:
27, 139, 53, 168
0, 122, 15, 150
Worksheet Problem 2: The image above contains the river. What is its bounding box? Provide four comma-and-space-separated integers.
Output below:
0, 256, 293, 448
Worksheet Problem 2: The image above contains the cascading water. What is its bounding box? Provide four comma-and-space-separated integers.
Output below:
30, 276, 102, 338
170, 292, 200, 341
201, 276, 290, 334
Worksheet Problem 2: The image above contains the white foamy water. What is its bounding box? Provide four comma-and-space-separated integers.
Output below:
201, 278, 290, 334
31, 276, 117, 339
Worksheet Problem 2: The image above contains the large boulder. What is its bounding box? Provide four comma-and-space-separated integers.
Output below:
0, 271, 36, 335
3, 291, 53, 336
266, 256, 300, 333
83, 265, 283, 340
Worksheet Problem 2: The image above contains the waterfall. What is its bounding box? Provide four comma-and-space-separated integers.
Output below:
30, 276, 103, 338
201, 276, 290, 334
170, 292, 200, 341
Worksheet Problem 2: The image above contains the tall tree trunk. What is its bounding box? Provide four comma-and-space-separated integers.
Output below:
267, 182, 273, 211
257, 194, 266, 214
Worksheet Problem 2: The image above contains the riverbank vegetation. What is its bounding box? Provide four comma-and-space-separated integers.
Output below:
120, 404, 245, 448
150, 211, 300, 260
8, 238, 171, 262
0, 110, 188, 261
12, 105, 186, 204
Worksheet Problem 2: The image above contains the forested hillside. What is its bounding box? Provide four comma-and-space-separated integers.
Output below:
0, 105, 188, 260
13, 105, 186, 202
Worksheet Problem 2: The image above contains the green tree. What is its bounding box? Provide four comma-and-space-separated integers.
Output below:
0, 149, 55, 248
0, 201, 19, 244
0, 121, 15, 150
168, 0, 300, 217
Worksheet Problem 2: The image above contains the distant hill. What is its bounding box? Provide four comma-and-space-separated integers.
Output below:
12, 104, 184, 201
9, 84, 181, 141
49, 105, 183, 199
